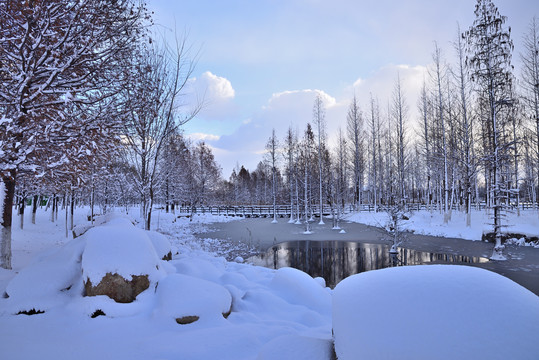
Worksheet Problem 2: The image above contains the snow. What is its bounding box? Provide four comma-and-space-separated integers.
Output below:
81, 217, 164, 284
256, 334, 333, 360
2, 238, 85, 314
0, 209, 333, 359
155, 273, 232, 321
269, 267, 331, 316
333, 265, 539, 360
146, 230, 172, 259
345, 209, 539, 241
1, 207, 538, 359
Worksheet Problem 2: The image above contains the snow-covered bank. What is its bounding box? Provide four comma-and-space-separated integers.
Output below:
1, 208, 538, 359
0, 209, 332, 360
345, 209, 539, 243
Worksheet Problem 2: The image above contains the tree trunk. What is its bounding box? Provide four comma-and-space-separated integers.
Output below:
32, 194, 38, 224
19, 195, 26, 230
65, 193, 68, 238
50, 194, 56, 223
70, 188, 75, 231
1, 170, 16, 269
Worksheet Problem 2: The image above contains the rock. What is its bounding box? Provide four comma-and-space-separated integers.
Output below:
91, 309, 106, 318
17, 309, 45, 316
84, 272, 149, 303
176, 315, 199, 325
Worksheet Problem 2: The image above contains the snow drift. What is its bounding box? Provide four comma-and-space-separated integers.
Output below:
332, 265, 539, 360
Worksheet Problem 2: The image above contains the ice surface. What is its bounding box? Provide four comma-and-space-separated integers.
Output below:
333, 265, 539, 360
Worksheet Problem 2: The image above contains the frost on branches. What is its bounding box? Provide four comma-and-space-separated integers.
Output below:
0, 0, 149, 268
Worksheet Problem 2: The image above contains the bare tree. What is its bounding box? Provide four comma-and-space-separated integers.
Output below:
418, 80, 433, 212
392, 74, 409, 208
430, 43, 451, 223
453, 24, 476, 226
347, 95, 364, 211
0, 0, 148, 268
284, 127, 297, 223
266, 128, 280, 223
121, 38, 198, 230
466, 0, 514, 260
520, 16, 539, 213
313, 94, 326, 224
369, 95, 380, 212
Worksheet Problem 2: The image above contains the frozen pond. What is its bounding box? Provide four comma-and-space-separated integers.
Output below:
250, 241, 489, 288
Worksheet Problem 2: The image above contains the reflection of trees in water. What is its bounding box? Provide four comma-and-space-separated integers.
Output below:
261, 241, 488, 288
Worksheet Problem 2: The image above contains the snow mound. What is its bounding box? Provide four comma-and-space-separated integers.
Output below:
147, 230, 172, 260
4, 239, 86, 313
256, 334, 333, 360
155, 273, 232, 322
333, 265, 539, 360
81, 220, 164, 285
270, 267, 331, 315
173, 257, 226, 282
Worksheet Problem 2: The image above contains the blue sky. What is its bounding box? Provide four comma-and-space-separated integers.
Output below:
147, 0, 536, 177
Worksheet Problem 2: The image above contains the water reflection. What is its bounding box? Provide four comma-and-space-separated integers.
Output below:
250, 241, 489, 288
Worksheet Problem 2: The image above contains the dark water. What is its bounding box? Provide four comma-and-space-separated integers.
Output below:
250, 241, 489, 288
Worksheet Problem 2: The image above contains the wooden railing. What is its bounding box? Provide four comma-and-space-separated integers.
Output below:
175, 202, 538, 217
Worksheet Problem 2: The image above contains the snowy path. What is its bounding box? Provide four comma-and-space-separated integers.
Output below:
197, 217, 539, 295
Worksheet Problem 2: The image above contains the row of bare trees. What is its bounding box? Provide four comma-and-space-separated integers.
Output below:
0, 1, 216, 269
241, 1, 539, 255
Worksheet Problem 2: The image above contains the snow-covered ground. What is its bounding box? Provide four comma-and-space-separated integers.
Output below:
0, 207, 538, 359
345, 208, 539, 244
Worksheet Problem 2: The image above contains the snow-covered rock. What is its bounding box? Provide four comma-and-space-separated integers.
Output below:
3, 239, 85, 314
270, 267, 331, 316
155, 273, 232, 324
81, 216, 165, 303
147, 230, 173, 260
333, 265, 539, 360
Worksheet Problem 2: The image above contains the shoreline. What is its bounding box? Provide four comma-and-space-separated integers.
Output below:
196, 217, 539, 296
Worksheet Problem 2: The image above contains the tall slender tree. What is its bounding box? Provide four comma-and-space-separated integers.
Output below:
466, 0, 514, 259
454, 24, 476, 226
313, 94, 327, 224
284, 127, 297, 223
430, 43, 451, 223
369, 95, 379, 213
347, 95, 364, 211
520, 16, 539, 212
392, 74, 409, 208
266, 128, 279, 223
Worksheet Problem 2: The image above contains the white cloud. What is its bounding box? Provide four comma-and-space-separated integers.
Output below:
187, 132, 221, 142
199, 71, 235, 100
212, 88, 343, 175
202, 64, 429, 176
188, 71, 237, 120
347, 63, 427, 124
